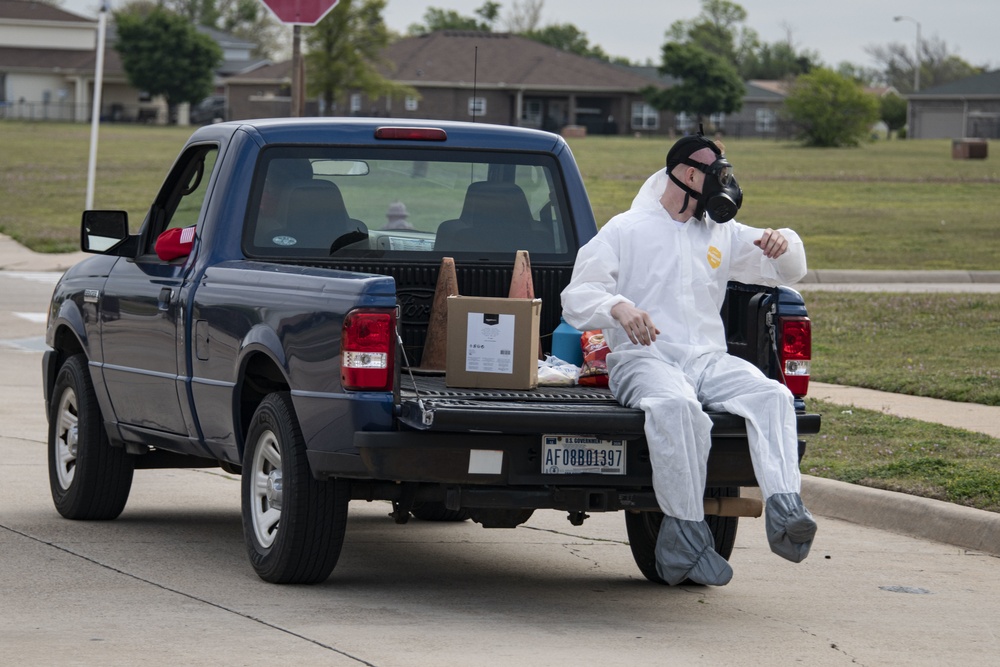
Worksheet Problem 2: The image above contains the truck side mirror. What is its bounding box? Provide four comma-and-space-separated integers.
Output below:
81, 210, 130, 254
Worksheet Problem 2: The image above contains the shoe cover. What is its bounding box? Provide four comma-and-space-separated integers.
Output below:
765, 492, 817, 563
655, 516, 734, 586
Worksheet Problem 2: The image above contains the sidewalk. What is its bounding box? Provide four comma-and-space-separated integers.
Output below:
0, 233, 87, 272
3, 233, 999, 556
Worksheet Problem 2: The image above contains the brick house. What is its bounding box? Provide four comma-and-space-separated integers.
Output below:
0, 0, 267, 123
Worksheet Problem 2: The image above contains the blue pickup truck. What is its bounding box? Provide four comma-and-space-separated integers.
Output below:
44, 118, 819, 584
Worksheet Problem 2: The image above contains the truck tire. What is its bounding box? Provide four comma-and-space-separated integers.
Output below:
241, 392, 349, 584
624, 486, 740, 585
411, 502, 472, 522
48, 354, 134, 520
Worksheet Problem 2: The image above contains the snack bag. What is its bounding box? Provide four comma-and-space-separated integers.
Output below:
578, 330, 610, 387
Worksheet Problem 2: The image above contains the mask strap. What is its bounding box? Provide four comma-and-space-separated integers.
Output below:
668, 169, 704, 219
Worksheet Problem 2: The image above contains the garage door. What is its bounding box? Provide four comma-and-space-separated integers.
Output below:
916, 110, 964, 139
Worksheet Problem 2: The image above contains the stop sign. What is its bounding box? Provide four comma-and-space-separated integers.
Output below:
259, 0, 339, 25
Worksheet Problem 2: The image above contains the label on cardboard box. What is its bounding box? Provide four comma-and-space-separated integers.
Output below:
465, 312, 515, 374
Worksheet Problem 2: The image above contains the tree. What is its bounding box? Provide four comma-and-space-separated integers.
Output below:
646, 43, 744, 124
306, 0, 414, 116
741, 41, 819, 80
865, 36, 984, 94
836, 62, 885, 87
165, 0, 285, 59
503, 0, 543, 33
880, 93, 908, 139
407, 2, 500, 35
666, 0, 759, 74
784, 68, 880, 147
523, 23, 609, 61
165, 0, 220, 27
114, 4, 222, 109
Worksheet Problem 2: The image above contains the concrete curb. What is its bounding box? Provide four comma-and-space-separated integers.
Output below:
746, 476, 1000, 556
801, 269, 1000, 284
800, 475, 1000, 556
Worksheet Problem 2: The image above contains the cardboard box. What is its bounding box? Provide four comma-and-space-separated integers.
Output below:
446, 296, 541, 390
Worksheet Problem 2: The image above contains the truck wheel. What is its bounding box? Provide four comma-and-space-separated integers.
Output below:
241, 392, 349, 584
48, 354, 134, 520
624, 487, 740, 585
411, 502, 472, 522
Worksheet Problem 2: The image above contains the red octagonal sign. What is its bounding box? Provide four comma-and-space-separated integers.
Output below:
259, 0, 339, 26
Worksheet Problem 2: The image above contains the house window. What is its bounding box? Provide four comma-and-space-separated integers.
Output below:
676, 111, 694, 133
522, 100, 543, 127
350, 94, 362, 113
630, 102, 659, 130
756, 108, 776, 133
468, 96, 486, 117
405, 95, 418, 111
709, 112, 725, 130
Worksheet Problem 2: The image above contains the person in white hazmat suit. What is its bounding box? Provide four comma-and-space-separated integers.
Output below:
560, 131, 817, 586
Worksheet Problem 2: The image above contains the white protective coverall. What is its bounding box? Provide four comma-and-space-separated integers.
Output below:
560, 169, 808, 522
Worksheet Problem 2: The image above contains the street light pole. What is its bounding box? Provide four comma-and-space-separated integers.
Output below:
893, 15, 921, 93
85, 0, 109, 210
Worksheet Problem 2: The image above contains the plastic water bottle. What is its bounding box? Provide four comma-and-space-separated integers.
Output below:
551, 316, 584, 367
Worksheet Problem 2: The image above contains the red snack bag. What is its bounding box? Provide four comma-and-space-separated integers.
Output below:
578, 330, 610, 387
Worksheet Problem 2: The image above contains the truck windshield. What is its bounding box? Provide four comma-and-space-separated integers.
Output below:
243, 146, 573, 260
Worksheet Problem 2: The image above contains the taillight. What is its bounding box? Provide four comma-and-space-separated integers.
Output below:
341, 308, 396, 391
779, 316, 811, 397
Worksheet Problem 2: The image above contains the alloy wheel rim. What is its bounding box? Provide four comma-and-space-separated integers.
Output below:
55, 388, 79, 490
250, 430, 282, 548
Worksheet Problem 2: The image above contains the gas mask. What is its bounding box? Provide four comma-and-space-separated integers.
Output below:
665, 131, 744, 223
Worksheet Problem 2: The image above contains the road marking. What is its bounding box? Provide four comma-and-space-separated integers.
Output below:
0, 336, 48, 352
14, 312, 48, 324
0, 272, 62, 284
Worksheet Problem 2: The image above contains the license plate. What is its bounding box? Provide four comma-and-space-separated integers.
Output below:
542, 435, 626, 475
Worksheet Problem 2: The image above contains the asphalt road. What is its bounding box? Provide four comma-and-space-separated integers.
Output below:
3, 270, 1000, 666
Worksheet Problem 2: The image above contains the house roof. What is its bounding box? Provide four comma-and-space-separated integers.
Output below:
622, 65, 679, 88
0, 45, 124, 76
0, 0, 93, 22
196, 25, 257, 52
912, 70, 1000, 98
745, 80, 787, 101
381, 31, 653, 93
226, 60, 293, 85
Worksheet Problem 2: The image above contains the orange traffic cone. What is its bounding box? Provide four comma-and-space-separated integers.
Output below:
508, 250, 534, 299
508, 250, 544, 359
418, 256, 459, 371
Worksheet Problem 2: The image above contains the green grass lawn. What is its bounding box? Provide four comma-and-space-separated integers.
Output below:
4, 120, 999, 511
2, 122, 999, 265
804, 291, 1000, 512
805, 399, 1000, 513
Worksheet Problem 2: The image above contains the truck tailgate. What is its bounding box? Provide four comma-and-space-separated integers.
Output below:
397, 375, 821, 437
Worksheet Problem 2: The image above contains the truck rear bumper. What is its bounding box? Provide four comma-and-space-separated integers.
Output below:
306, 412, 820, 492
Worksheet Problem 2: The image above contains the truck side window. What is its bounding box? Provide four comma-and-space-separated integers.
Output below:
145, 145, 219, 257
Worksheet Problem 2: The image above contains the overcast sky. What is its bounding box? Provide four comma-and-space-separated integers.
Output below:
62, 0, 997, 71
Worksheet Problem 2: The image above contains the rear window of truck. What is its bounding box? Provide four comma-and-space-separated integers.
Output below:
242, 146, 574, 260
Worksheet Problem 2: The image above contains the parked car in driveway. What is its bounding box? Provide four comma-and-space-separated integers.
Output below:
188, 95, 226, 124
